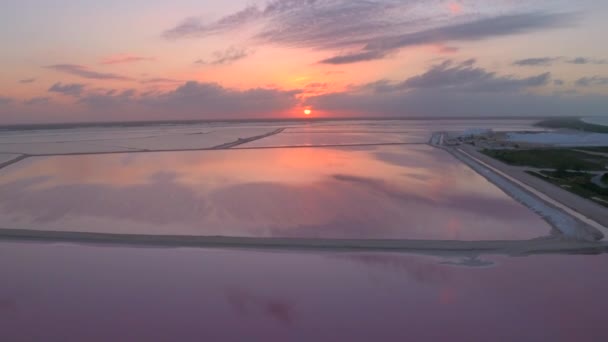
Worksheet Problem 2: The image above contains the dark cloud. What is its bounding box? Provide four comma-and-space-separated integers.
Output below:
309, 87, 608, 117
513, 57, 559, 66
48, 82, 86, 97
566, 57, 608, 65
139, 81, 300, 117
252, 0, 411, 50
307, 60, 604, 117
576, 76, 608, 87
19, 78, 36, 84
49, 81, 301, 120
79, 89, 136, 107
164, 1, 340, 39
355, 79, 400, 93
24, 97, 51, 105
164, 1, 575, 64
45, 64, 132, 81
319, 50, 389, 65
359, 59, 550, 93
195, 47, 253, 65
359, 13, 574, 61
512, 56, 608, 67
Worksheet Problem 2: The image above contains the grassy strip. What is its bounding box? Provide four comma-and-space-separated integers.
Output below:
578, 146, 608, 153
481, 148, 608, 171
535, 118, 608, 133
526, 170, 608, 208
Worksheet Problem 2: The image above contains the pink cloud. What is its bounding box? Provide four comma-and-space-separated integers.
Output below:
46, 64, 131, 81
100, 54, 155, 65
435, 45, 460, 54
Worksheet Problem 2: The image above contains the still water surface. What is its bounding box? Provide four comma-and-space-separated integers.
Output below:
0, 242, 605, 341
0, 145, 550, 240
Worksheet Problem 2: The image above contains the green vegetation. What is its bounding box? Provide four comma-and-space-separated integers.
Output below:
535, 118, 608, 133
577, 146, 608, 153
526, 170, 608, 208
481, 148, 608, 171
484, 145, 608, 206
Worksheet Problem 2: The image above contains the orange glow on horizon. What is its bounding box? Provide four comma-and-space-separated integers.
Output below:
304, 109, 312, 116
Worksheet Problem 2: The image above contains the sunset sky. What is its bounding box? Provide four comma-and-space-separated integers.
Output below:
1, 0, 607, 124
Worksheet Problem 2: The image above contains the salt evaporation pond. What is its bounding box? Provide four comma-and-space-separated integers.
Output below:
0, 241, 606, 341
0, 145, 552, 240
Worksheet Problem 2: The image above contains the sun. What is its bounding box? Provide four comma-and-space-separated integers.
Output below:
304, 109, 312, 116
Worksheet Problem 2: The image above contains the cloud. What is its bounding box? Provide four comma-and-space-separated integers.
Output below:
48, 82, 86, 97
164, 1, 576, 64
195, 47, 253, 65
50, 81, 301, 119
359, 59, 550, 93
513, 57, 559, 66
566, 57, 608, 65
302, 82, 329, 96
24, 97, 51, 105
19, 78, 36, 84
309, 87, 608, 118
353, 13, 574, 63
512, 56, 608, 67
163, 5, 262, 39
140, 78, 184, 85
0, 80, 301, 123
576, 76, 608, 86
139, 81, 301, 117
305, 82, 327, 89
45, 64, 132, 81
319, 50, 389, 65
79, 89, 136, 107
436, 45, 460, 54
251, 0, 413, 50
100, 54, 155, 65
306, 60, 597, 117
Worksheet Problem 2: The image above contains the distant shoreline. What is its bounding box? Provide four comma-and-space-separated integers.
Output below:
0, 115, 560, 132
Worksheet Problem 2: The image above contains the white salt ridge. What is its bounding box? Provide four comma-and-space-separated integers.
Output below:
582, 117, 608, 126
0, 126, 278, 155
452, 147, 604, 241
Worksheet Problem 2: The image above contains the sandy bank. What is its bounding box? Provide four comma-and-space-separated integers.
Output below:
430, 133, 606, 241
0, 228, 606, 256
460, 145, 608, 233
